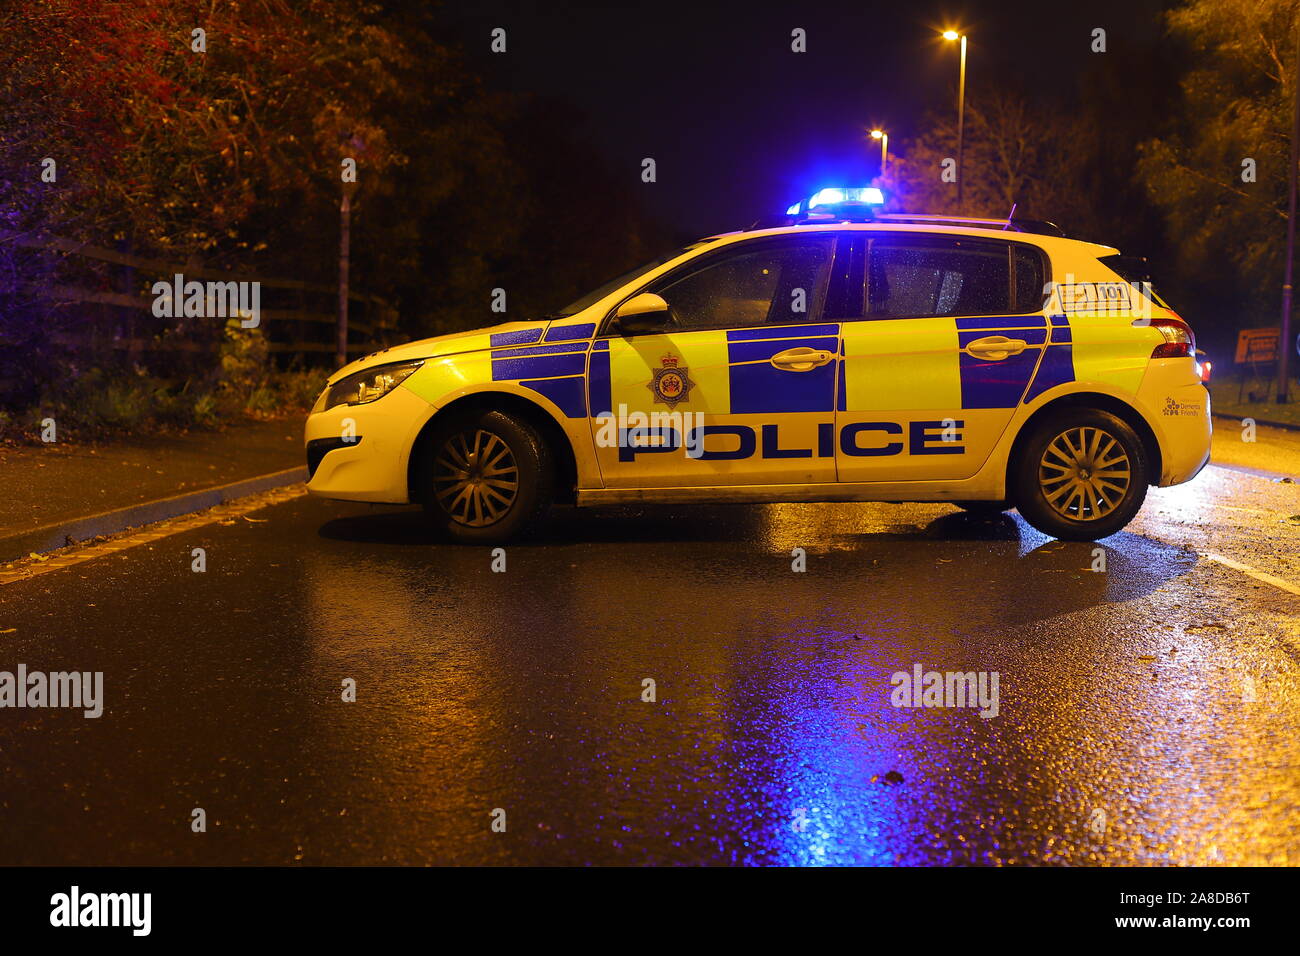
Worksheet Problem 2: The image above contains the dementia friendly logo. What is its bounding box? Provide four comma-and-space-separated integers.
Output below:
1162, 397, 1200, 417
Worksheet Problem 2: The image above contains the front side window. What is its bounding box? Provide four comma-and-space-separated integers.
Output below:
647, 236, 836, 332
867, 237, 1012, 318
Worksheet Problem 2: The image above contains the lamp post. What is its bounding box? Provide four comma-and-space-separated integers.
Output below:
942, 30, 967, 213
870, 128, 888, 176
1277, 23, 1300, 403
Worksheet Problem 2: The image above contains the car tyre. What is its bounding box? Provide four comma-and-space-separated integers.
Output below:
421, 409, 554, 544
1012, 408, 1149, 541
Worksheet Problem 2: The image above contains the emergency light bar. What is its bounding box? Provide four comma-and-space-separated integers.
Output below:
785, 187, 885, 217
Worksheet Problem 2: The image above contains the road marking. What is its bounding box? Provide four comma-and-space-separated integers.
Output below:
0, 485, 307, 586
1203, 552, 1300, 597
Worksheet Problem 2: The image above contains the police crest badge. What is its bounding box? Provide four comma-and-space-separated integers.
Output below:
648, 354, 694, 409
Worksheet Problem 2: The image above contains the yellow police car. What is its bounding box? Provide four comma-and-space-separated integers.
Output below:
305, 188, 1211, 543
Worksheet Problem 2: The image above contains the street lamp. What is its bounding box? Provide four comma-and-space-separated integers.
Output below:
1277, 24, 1300, 403
942, 30, 967, 213
870, 128, 888, 176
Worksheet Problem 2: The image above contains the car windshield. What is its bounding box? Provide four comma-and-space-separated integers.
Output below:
550, 239, 717, 317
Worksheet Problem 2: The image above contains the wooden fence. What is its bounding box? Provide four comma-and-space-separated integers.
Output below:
1, 230, 398, 365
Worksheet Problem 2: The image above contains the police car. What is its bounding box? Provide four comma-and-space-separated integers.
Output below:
305, 188, 1211, 543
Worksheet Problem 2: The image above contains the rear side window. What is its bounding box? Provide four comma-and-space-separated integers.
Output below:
1013, 246, 1047, 312
868, 237, 1011, 317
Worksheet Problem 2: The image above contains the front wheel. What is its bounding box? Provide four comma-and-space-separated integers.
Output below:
1012, 409, 1149, 541
421, 409, 554, 544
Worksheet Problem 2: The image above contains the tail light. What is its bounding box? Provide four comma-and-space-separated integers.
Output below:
1150, 317, 1195, 359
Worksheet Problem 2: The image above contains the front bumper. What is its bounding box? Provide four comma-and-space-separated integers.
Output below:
303, 384, 435, 503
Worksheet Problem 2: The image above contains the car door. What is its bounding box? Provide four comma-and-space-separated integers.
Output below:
836, 233, 1049, 482
587, 233, 842, 488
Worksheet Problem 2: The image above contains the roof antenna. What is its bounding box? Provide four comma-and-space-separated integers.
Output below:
1003, 202, 1018, 230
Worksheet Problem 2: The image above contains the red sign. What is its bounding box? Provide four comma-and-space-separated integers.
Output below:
1235, 328, 1279, 364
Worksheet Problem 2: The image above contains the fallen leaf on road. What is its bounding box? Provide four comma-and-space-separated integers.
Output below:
1137, 654, 1157, 661
883, 770, 905, 785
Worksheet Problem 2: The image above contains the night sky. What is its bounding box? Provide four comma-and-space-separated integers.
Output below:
448, 0, 1171, 239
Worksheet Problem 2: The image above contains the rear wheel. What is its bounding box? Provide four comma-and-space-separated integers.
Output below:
422, 409, 554, 544
1012, 408, 1148, 541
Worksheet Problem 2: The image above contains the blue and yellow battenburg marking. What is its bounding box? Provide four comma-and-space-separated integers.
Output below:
1025, 315, 1075, 403
727, 325, 839, 413
484, 315, 1077, 438
488, 323, 594, 418
957, 314, 1075, 408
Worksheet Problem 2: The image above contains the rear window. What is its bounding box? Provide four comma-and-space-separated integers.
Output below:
1098, 253, 1172, 309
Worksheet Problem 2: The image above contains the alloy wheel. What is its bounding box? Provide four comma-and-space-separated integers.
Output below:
432, 428, 520, 527
1037, 425, 1132, 521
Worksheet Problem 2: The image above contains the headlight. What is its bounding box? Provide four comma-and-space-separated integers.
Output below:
323, 360, 424, 411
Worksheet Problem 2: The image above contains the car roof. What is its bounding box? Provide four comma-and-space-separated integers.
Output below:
703, 221, 1119, 257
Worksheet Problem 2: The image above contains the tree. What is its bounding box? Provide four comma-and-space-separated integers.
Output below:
0, 0, 515, 388
1136, 0, 1300, 338
0, 0, 672, 404
0, 0, 419, 265
884, 90, 1102, 237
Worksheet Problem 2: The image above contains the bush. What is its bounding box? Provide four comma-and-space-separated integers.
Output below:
219, 319, 270, 396
0, 363, 321, 444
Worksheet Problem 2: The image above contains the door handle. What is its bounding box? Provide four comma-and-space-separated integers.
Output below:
966, 335, 1027, 361
770, 347, 834, 371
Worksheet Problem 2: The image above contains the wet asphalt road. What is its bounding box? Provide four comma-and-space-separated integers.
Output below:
1, 423, 1298, 866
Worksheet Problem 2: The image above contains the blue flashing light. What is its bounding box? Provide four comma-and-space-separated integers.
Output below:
784, 187, 887, 218
808, 186, 884, 209
810, 187, 847, 206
